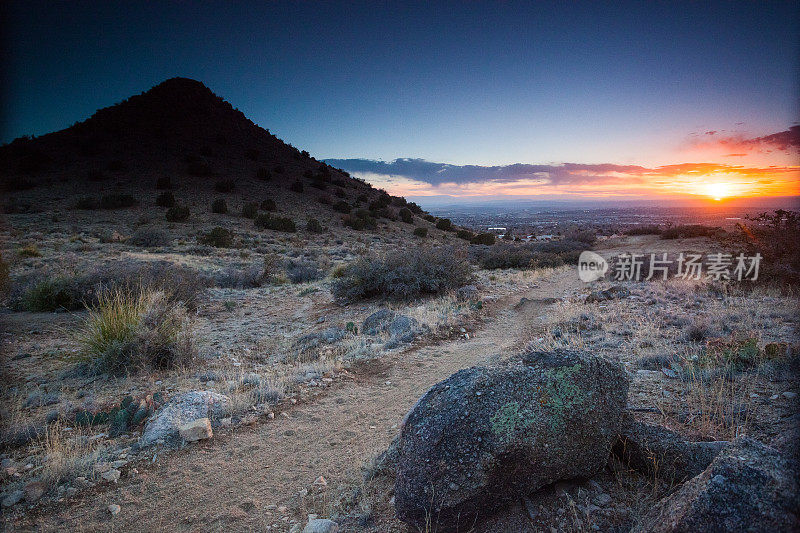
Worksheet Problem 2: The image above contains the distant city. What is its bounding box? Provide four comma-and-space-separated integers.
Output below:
422, 199, 800, 237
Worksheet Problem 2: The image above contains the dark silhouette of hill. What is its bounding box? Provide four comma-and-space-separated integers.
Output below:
2, 78, 362, 191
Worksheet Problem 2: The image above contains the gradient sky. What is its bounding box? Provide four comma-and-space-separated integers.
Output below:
4, 1, 799, 201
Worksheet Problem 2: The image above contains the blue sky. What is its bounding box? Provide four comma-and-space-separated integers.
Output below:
4, 1, 798, 200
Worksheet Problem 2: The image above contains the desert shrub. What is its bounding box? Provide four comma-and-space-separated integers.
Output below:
306, 218, 324, 233
166, 205, 190, 222
128, 228, 169, 247
331, 247, 473, 301
15, 261, 210, 312
100, 193, 138, 209
343, 211, 375, 231
199, 227, 234, 248
661, 224, 717, 239
685, 318, 713, 342
256, 167, 271, 181
255, 214, 296, 232
289, 180, 304, 193
474, 240, 586, 269
333, 200, 351, 214
156, 176, 172, 190
241, 202, 259, 219
625, 225, 662, 236
470, 233, 496, 245
213, 264, 265, 289
436, 218, 453, 231
245, 148, 260, 161
563, 227, 597, 245
408, 202, 424, 214
284, 259, 323, 284
211, 198, 227, 214
0, 252, 9, 294
423, 214, 436, 223
369, 194, 391, 211
215, 179, 235, 193
733, 210, 800, 285
18, 244, 41, 257
79, 288, 195, 375
413, 227, 428, 238
457, 229, 474, 240
155, 191, 175, 207
75, 197, 99, 210
399, 208, 413, 223
317, 195, 332, 206
260, 199, 277, 211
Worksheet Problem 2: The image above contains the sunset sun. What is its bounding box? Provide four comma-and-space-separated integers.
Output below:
706, 182, 733, 201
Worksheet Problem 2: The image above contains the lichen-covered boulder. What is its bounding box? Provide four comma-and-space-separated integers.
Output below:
362, 309, 427, 348
632, 437, 800, 533
139, 390, 229, 447
394, 350, 628, 531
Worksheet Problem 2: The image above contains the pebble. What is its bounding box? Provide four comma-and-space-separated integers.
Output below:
101, 469, 121, 483
108, 504, 121, 516
2, 490, 24, 508
783, 392, 797, 399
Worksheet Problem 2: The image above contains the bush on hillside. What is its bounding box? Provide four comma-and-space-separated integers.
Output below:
399, 208, 413, 223
254, 214, 296, 232
199, 227, 234, 248
413, 227, 428, 238
306, 218, 324, 233
241, 202, 259, 219
128, 228, 170, 247
436, 218, 453, 231
331, 247, 473, 302
260, 199, 277, 211
470, 233, 496, 245
165, 206, 190, 222
256, 167, 271, 181
625, 225, 662, 236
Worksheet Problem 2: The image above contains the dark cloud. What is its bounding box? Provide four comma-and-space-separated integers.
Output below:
324, 158, 648, 186
712, 126, 800, 152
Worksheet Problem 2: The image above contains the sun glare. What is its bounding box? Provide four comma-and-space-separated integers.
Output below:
706, 182, 732, 201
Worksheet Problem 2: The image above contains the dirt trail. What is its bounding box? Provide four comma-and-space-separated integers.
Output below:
16, 268, 580, 532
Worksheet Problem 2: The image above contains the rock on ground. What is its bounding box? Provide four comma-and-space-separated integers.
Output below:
614, 419, 727, 484
2, 490, 24, 508
179, 417, 213, 442
303, 518, 339, 533
632, 437, 800, 533
585, 285, 630, 303
393, 349, 629, 531
139, 390, 229, 447
362, 309, 428, 348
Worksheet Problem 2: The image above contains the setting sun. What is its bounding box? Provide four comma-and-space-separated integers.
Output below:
706, 182, 734, 201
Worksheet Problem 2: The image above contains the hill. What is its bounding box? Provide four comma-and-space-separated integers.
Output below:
0, 78, 458, 241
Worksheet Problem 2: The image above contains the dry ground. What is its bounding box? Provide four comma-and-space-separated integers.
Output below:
2, 235, 798, 532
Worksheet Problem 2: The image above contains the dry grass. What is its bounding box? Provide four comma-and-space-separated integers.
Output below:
35, 422, 110, 487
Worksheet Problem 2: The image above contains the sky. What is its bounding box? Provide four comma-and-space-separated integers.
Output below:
3, 1, 799, 203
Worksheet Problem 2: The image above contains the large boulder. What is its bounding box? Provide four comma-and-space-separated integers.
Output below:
139, 390, 229, 447
632, 437, 799, 533
614, 420, 728, 484
394, 350, 628, 531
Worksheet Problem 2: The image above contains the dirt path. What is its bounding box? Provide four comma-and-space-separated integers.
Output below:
15, 268, 580, 532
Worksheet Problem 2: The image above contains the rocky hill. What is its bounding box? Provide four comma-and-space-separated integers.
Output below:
0, 78, 451, 240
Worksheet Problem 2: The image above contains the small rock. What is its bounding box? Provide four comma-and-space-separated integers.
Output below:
771, 394, 780, 400
661, 367, 678, 379
179, 418, 212, 442
23, 481, 46, 502
782, 392, 797, 399
101, 469, 121, 483
313, 476, 328, 487
594, 493, 612, 506
108, 504, 121, 516
303, 518, 339, 533
2, 490, 24, 508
